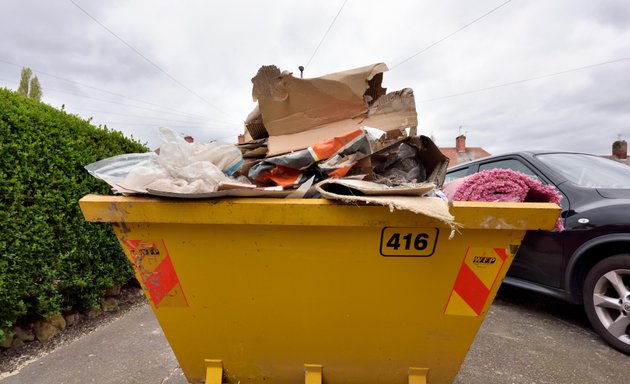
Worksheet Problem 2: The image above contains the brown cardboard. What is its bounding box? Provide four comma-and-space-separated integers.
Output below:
244, 105, 267, 140
252, 63, 388, 135
241, 146, 267, 159
414, 135, 450, 187
250, 63, 418, 156
266, 88, 418, 156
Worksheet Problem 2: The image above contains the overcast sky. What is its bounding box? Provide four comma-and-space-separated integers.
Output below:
1, 0, 629, 156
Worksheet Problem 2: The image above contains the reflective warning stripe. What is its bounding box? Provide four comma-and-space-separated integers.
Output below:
444, 247, 507, 316
144, 255, 179, 306
123, 239, 188, 308
451, 262, 490, 315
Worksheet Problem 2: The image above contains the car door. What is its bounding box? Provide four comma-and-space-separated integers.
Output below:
475, 157, 566, 289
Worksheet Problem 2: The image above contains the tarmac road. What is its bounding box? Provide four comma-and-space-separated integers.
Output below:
1, 285, 628, 384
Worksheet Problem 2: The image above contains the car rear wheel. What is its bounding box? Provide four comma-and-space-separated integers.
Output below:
583, 255, 630, 355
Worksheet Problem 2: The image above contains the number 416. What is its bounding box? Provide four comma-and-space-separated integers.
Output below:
386, 233, 429, 251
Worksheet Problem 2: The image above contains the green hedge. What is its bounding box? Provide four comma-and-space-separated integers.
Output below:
0, 88, 148, 341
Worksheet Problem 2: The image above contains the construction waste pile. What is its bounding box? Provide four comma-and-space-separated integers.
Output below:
87, 63, 456, 225
86, 63, 563, 228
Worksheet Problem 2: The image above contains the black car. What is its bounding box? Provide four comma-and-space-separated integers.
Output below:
445, 151, 630, 355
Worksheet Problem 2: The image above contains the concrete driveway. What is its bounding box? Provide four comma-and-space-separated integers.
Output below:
1, 285, 628, 384
455, 285, 629, 383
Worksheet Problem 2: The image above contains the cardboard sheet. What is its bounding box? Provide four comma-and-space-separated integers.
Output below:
250, 63, 418, 156
317, 178, 437, 196
252, 63, 387, 135
267, 88, 418, 156
316, 179, 454, 226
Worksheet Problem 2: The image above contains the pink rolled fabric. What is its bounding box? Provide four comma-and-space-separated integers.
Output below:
444, 168, 564, 231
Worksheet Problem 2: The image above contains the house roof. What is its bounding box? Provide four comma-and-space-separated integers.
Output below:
440, 147, 491, 168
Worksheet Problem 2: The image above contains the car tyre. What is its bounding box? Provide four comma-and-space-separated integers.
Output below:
583, 255, 630, 355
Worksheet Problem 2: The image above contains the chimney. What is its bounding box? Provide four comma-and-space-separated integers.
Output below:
612, 140, 627, 159
456, 135, 466, 153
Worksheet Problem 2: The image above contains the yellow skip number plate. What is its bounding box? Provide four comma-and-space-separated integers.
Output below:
380, 227, 439, 257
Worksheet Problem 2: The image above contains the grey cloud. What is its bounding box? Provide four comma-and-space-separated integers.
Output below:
2, 0, 629, 151
590, 1, 630, 29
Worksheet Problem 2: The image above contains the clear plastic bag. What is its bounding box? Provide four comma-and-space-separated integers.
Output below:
157, 127, 243, 176
85, 127, 247, 194
84, 152, 159, 193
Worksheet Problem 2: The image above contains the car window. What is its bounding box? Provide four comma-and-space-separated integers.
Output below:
444, 167, 469, 183
477, 158, 569, 213
478, 159, 542, 182
536, 153, 630, 188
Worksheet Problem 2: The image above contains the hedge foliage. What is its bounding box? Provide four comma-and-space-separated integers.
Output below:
0, 88, 148, 340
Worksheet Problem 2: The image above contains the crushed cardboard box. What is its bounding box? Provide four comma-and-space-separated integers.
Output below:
246, 63, 418, 156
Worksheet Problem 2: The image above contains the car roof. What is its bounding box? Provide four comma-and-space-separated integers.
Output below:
447, 150, 596, 170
